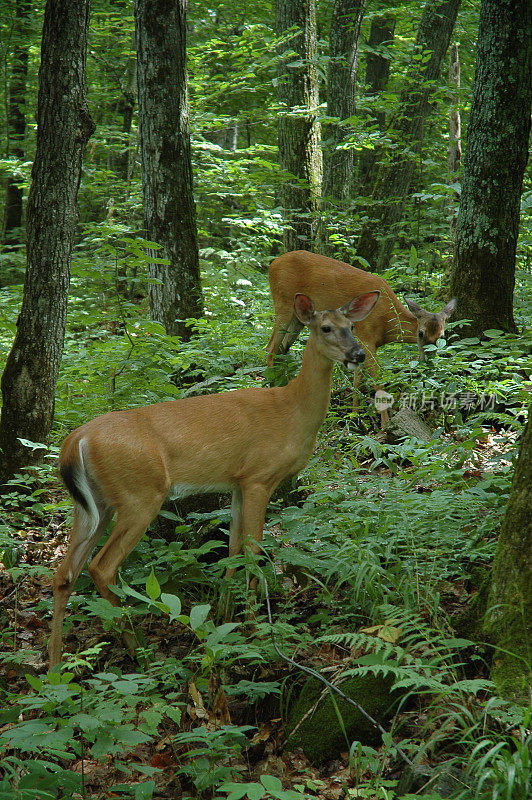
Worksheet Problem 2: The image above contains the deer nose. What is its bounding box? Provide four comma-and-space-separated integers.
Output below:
347, 347, 365, 363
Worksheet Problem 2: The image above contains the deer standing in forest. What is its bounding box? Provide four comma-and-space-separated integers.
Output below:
49, 290, 380, 667
266, 250, 456, 425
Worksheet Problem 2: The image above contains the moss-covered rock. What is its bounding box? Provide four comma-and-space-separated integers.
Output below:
285, 673, 396, 764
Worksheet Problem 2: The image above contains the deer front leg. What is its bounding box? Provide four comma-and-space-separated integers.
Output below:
239, 481, 273, 592
357, 346, 390, 428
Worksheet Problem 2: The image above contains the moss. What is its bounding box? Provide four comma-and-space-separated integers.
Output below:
453, 565, 491, 642
285, 673, 396, 764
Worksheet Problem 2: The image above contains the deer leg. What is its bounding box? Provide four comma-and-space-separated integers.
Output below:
352, 365, 365, 415
240, 482, 273, 592
225, 486, 243, 580
49, 505, 113, 668
87, 495, 165, 656
362, 347, 390, 428
266, 318, 286, 367
279, 314, 304, 355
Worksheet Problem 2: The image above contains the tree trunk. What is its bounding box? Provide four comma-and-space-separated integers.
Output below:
322, 0, 366, 203
447, 43, 461, 174
357, 0, 460, 271
114, 45, 137, 182
276, 0, 322, 251
0, 0, 94, 483
357, 12, 396, 194
447, 42, 461, 254
134, 0, 203, 340
484, 408, 532, 701
450, 0, 532, 336
2, 0, 30, 248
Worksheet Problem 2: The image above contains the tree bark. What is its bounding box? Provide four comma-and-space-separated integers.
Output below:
484, 408, 532, 701
2, 0, 30, 248
276, 0, 322, 251
0, 0, 94, 483
357, 11, 396, 194
134, 0, 203, 340
357, 0, 460, 271
322, 0, 366, 203
450, 0, 532, 336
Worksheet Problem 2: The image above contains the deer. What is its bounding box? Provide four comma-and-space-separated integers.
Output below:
266, 250, 456, 426
48, 290, 380, 667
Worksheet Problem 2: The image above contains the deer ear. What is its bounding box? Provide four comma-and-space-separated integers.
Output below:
294, 293, 315, 324
405, 297, 423, 317
341, 291, 380, 321
442, 298, 457, 317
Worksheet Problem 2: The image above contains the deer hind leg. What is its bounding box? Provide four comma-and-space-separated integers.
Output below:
49, 504, 113, 668
87, 494, 166, 657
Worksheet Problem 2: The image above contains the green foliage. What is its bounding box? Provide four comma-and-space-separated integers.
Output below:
1, 0, 531, 797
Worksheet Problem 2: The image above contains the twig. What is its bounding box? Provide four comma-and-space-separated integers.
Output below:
262, 575, 415, 767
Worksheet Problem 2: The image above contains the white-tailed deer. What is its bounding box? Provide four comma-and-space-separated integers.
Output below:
49, 290, 380, 667
266, 250, 456, 425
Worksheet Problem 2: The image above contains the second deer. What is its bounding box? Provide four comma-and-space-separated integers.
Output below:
266, 250, 456, 425
49, 290, 380, 667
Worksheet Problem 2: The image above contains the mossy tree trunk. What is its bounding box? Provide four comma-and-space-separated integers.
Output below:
276, 0, 322, 251
2, 0, 30, 249
322, 0, 366, 204
484, 408, 532, 701
449, 0, 532, 337
357, 10, 396, 195
0, 0, 94, 483
135, 0, 203, 340
356, 0, 460, 271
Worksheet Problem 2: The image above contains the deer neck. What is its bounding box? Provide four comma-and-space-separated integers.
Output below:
286, 334, 334, 435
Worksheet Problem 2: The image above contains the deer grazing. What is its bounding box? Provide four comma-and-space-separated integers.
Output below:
266, 250, 456, 425
49, 290, 380, 667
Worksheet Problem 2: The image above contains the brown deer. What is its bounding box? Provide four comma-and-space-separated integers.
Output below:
266, 250, 456, 425
49, 290, 380, 666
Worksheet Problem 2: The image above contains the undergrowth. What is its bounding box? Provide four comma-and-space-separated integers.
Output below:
0, 247, 530, 799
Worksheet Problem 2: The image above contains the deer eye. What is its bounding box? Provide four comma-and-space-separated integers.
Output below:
321, 325, 331, 334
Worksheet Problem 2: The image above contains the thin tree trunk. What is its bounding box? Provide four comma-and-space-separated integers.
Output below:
357, 12, 395, 194
322, 0, 366, 203
276, 0, 322, 251
484, 408, 532, 702
357, 0, 460, 271
2, 0, 30, 248
135, 0, 203, 340
114, 45, 136, 182
447, 43, 461, 174
0, 0, 94, 483
450, 0, 531, 336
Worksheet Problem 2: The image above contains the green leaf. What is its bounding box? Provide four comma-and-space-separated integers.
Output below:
260, 774, 283, 792
26, 675, 43, 691
146, 568, 161, 600
190, 604, 211, 630
159, 592, 182, 620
